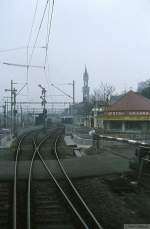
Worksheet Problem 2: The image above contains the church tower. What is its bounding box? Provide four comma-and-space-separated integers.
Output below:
82, 66, 90, 103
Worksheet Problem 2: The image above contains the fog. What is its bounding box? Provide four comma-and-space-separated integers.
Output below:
0, 0, 150, 104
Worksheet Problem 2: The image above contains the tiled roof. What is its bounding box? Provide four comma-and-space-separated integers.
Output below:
107, 91, 150, 111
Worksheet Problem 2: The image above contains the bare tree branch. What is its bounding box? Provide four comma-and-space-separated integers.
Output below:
91, 82, 115, 105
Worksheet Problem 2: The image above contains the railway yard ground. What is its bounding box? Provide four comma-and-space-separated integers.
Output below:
64, 126, 150, 228
0, 124, 149, 229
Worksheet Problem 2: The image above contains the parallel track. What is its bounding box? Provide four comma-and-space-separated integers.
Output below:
13, 127, 103, 229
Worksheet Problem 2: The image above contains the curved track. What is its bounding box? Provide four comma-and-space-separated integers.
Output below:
13, 127, 103, 229
54, 135, 103, 228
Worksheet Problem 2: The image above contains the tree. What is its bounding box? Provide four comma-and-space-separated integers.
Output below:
141, 87, 150, 99
138, 79, 150, 93
91, 82, 115, 105
137, 79, 150, 99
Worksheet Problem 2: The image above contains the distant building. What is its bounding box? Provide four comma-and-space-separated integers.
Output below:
82, 66, 90, 103
100, 90, 150, 132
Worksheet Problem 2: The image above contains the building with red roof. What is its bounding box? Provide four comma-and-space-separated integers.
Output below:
100, 90, 150, 132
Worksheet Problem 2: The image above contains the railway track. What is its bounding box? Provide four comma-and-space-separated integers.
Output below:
0, 182, 12, 229
11, 126, 103, 229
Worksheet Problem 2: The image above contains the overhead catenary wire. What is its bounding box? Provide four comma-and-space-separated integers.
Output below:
3, 62, 44, 69
2, 0, 55, 106
51, 83, 73, 99
46, 1, 51, 47
27, 0, 55, 103
43, 0, 73, 104
29, 0, 50, 66
43, 56, 56, 111
27, 0, 39, 48
0, 47, 27, 53
17, 83, 28, 96
26, 0, 39, 95
0, 46, 46, 53
44, 1, 51, 66
44, 0, 55, 66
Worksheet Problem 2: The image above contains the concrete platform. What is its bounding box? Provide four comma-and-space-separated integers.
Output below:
0, 153, 130, 180
65, 135, 91, 150
73, 134, 92, 148
64, 136, 77, 147
64, 136, 86, 157
73, 149, 85, 157
0, 134, 12, 149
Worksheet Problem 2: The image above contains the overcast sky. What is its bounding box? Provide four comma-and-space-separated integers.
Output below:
0, 0, 150, 105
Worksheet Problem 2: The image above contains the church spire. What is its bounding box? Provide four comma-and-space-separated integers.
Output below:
83, 65, 88, 80
82, 65, 90, 103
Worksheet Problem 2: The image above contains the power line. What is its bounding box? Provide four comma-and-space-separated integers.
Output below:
47, 0, 55, 50
17, 83, 28, 96
44, 0, 55, 66
26, 0, 39, 88
27, 0, 39, 48
0, 46, 27, 53
51, 83, 73, 99
43, 0, 55, 98
29, 0, 50, 66
0, 46, 45, 53
46, 0, 51, 45
3, 62, 44, 69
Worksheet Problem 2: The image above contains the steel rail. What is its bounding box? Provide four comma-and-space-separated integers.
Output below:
26, 130, 90, 229
27, 134, 51, 229
54, 136, 103, 229
13, 134, 28, 229
13, 129, 42, 229
27, 139, 37, 229
13, 128, 102, 229
15, 128, 57, 229
32, 129, 103, 228
35, 148, 89, 229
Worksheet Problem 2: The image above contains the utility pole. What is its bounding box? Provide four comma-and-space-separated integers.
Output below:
3, 97, 10, 129
13, 88, 17, 136
38, 84, 47, 130
6, 99, 8, 128
11, 80, 13, 133
3, 102, 6, 128
5, 80, 17, 137
20, 103, 23, 127
73, 80, 75, 104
